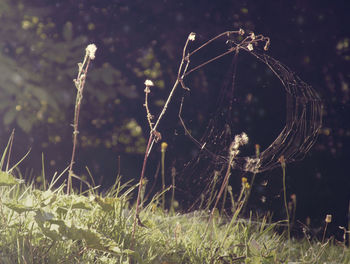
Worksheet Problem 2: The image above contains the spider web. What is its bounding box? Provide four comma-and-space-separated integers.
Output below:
174, 32, 323, 207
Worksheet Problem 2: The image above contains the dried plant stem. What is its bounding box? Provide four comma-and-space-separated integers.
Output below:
67, 44, 96, 195
132, 33, 194, 240
132, 133, 154, 237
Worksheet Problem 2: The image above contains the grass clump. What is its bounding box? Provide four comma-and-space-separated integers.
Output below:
1, 168, 349, 263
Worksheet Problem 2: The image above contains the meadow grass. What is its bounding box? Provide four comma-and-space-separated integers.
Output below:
0, 163, 349, 263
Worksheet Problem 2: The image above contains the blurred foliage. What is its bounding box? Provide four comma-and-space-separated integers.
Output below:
0, 0, 157, 159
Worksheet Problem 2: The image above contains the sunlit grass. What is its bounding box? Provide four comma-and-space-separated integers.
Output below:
0, 165, 349, 263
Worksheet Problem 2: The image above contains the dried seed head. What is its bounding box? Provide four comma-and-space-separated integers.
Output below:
86, 44, 97, 60
144, 79, 154, 87
247, 43, 254, 51
239, 28, 245, 35
325, 214, 332, 223
250, 32, 255, 40
188, 32, 196, 41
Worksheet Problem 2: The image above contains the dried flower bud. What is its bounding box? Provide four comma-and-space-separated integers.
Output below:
86, 44, 97, 60
144, 79, 154, 87
188, 32, 196, 41
247, 43, 254, 51
239, 28, 245, 35
325, 214, 332, 223
250, 32, 255, 40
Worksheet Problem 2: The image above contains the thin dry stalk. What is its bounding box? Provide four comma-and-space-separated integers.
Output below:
132, 32, 195, 239
67, 44, 97, 195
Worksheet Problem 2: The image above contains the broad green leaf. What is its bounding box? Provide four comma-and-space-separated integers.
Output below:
35, 210, 55, 222
40, 226, 62, 241
0, 171, 23, 186
71, 196, 92, 210
3, 202, 35, 214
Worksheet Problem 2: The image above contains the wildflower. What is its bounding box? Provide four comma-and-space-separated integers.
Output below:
188, 32, 196, 41
245, 182, 250, 189
325, 214, 332, 223
239, 28, 245, 35
241, 177, 248, 184
86, 44, 97, 60
161, 142, 168, 152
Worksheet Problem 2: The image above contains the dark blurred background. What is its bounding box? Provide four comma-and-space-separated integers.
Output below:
0, 0, 349, 240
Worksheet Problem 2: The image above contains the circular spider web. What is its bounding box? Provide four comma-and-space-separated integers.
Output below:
174, 32, 323, 207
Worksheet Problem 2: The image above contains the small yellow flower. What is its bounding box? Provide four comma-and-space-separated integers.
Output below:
245, 182, 250, 189
161, 142, 168, 152
241, 177, 248, 184
325, 214, 332, 223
